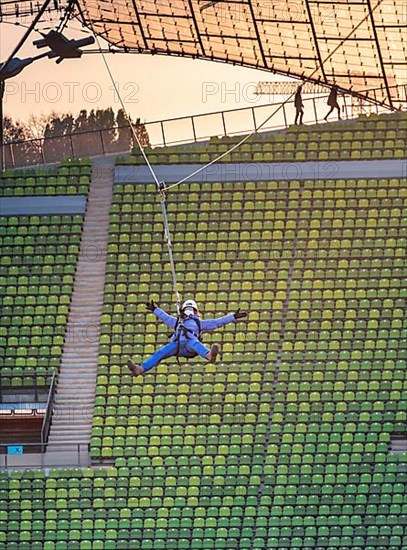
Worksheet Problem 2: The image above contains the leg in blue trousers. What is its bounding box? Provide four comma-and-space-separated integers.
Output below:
128, 338, 218, 376
184, 339, 211, 360
142, 341, 179, 373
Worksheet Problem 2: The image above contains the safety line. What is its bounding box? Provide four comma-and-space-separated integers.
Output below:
91, 31, 161, 187
90, 26, 182, 313
164, 0, 385, 191
158, 184, 182, 315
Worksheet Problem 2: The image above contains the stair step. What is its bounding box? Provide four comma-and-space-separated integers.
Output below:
47, 441, 90, 447
46, 447, 90, 452
54, 397, 95, 401
49, 433, 91, 438
51, 412, 93, 418
49, 431, 91, 435
59, 376, 97, 380
58, 382, 97, 390
61, 353, 99, 358
54, 400, 94, 404
48, 437, 90, 442
56, 384, 96, 388
55, 390, 95, 394
49, 426, 91, 431
49, 430, 91, 435
51, 417, 93, 424
50, 421, 92, 426
61, 354, 99, 359
47, 444, 89, 448
48, 441, 91, 447
54, 397, 94, 402
59, 365, 99, 369
58, 374, 97, 379
47, 444, 88, 448
52, 406, 94, 411
55, 388, 96, 393
58, 380, 96, 384
58, 379, 96, 383
58, 366, 98, 370
60, 356, 99, 359
60, 358, 99, 362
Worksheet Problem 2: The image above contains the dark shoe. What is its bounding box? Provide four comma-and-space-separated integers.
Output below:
127, 359, 144, 376
209, 343, 219, 363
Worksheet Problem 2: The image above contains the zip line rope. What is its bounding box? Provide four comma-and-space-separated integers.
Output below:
89, 0, 383, 313
158, 182, 182, 315
91, 32, 161, 188
91, 29, 182, 314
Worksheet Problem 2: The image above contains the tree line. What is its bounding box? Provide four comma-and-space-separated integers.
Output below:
3, 108, 149, 163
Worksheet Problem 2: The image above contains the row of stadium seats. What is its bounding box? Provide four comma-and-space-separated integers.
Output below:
125, 146, 405, 164
0, 158, 91, 196
120, 112, 406, 165
117, 178, 405, 194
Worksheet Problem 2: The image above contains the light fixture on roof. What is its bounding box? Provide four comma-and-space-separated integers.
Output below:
33, 30, 95, 63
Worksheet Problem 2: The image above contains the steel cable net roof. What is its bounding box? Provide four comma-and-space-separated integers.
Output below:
77, 0, 405, 108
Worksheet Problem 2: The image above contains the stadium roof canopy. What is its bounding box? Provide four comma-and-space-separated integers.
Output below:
75, 0, 406, 109
1, 0, 406, 108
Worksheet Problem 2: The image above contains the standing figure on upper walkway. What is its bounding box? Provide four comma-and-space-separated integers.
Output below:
324, 84, 341, 121
294, 85, 304, 125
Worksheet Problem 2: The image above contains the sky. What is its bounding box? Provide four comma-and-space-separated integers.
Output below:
1, 22, 290, 127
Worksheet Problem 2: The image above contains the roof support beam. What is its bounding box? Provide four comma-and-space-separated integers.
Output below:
365, 0, 393, 109
304, 0, 327, 83
247, 0, 268, 68
187, 0, 206, 56
131, 0, 148, 49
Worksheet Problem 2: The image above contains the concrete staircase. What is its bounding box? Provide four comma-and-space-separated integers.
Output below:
46, 158, 114, 460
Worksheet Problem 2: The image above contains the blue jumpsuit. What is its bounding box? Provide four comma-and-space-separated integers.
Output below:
142, 307, 236, 372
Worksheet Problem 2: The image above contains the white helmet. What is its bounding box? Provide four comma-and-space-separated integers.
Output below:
182, 299, 198, 313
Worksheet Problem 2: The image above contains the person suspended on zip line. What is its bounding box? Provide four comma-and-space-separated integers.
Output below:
127, 299, 248, 376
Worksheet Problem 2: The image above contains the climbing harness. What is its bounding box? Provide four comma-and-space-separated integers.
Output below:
174, 315, 202, 341
173, 314, 203, 362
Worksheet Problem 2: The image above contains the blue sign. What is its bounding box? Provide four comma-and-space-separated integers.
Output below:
7, 446, 23, 455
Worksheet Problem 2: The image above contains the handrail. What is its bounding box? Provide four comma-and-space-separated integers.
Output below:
40, 371, 56, 447
0, 83, 405, 171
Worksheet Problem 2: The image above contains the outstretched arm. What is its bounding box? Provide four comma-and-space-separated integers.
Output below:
146, 300, 178, 329
201, 309, 248, 332
153, 307, 178, 329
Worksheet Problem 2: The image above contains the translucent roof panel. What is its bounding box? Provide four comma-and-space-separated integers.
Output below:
76, 0, 406, 108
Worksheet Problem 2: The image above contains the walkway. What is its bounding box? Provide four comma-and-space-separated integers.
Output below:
115, 159, 406, 184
